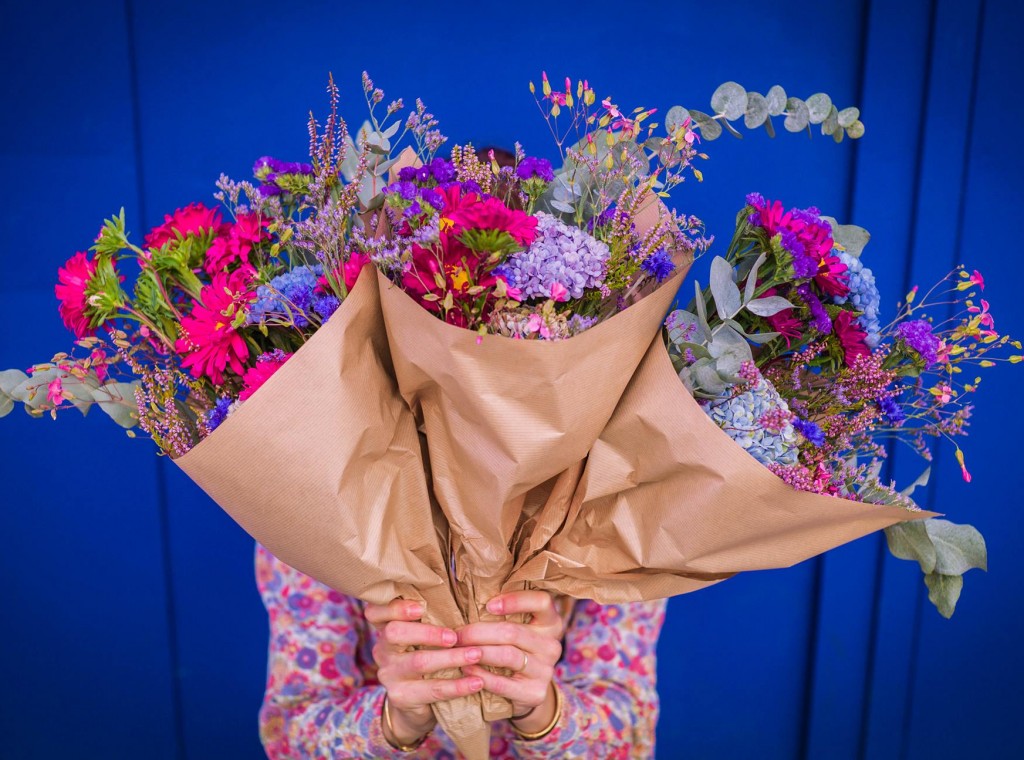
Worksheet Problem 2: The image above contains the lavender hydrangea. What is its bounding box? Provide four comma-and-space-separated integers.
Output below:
833, 251, 881, 348
496, 212, 609, 300
248, 265, 323, 328
702, 375, 799, 467
895, 319, 940, 367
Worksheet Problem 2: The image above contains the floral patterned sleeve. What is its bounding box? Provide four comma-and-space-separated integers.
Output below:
256, 543, 668, 759
511, 598, 668, 759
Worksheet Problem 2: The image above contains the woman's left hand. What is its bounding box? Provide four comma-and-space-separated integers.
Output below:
456, 590, 565, 732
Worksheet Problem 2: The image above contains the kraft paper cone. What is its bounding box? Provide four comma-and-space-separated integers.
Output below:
508, 334, 936, 601
174, 266, 491, 760
376, 264, 683, 720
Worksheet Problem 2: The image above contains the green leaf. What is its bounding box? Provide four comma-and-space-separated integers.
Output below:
688, 109, 722, 140
924, 573, 963, 619
710, 82, 748, 121
666, 310, 704, 346
885, 521, 937, 574
709, 257, 742, 319
763, 117, 776, 138
744, 92, 769, 129
381, 121, 401, 139
745, 295, 794, 317
784, 97, 810, 132
806, 93, 833, 124
838, 107, 860, 128
721, 119, 745, 139
926, 519, 988, 575
847, 120, 866, 139
708, 324, 754, 376
765, 85, 787, 116
720, 318, 778, 344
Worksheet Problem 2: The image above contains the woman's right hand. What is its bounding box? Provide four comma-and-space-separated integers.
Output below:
365, 600, 485, 747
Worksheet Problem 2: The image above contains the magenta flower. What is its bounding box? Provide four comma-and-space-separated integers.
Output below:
55, 251, 98, 338
46, 377, 64, 406
175, 269, 254, 385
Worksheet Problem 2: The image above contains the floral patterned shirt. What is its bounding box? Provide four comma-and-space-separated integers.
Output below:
256, 545, 667, 759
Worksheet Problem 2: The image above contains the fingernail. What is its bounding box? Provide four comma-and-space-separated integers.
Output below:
469, 678, 484, 690
467, 648, 481, 662
487, 598, 503, 614
442, 630, 457, 646
407, 603, 423, 617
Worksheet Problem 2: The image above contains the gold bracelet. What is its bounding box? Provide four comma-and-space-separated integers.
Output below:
510, 682, 562, 741
382, 695, 429, 752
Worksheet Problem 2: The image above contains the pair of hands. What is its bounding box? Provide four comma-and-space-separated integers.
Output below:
367, 591, 565, 746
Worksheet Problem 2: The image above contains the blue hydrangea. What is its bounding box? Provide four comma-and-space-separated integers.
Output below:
248, 265, 324, 328
496, 212, 609, 300
832, 250, 881, 348
702, 376, 799, 467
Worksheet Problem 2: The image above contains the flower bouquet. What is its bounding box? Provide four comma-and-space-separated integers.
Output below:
3, 73, 1013, 757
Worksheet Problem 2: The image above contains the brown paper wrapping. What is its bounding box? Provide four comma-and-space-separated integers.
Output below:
173, 191, 932, 760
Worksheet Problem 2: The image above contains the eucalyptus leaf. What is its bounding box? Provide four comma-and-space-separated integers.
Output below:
710, 82, 748, 121
665, 105, 690, 135
92, 382, 140, 429
550, 199, 574, 214
689, 110, 723, 140
1, 368, 29, 397
744, 92, 769, 129
847, 120, 866, 139
822, 216, 871, 257
763, 117, 776, 138
900, 467, 931, 498
666, 309, 704, 346
676, 341, 713, 360
784, 97, 810, 132
381, 121, 401, 139
694, 280, 712, 339
709, 257, 742, 319
838, 107, 860, 128
692, 360, 729, 395
833, 127, 845, 144
806, 93, 833, 124
926, 519, 988, 575
885, 521, 937, 574
924, 572, 963, 619
720, 317, 779, 344
0, 395, 12, 417
721, 119, 745, 139
743, 252, 768, 305
708, 324, 754, 367
766, 85, 787, 116
746, 295, 795, 317
822, 105, 840, 136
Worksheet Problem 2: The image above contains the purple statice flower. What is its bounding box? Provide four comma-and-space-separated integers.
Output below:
419, 187, 443, 211
206, 396, 235, 432
248, 264, 323, 328
792, 417, 825, 447
568, 313, 599, 334
878, 395, 906, 425
895, 319, 940, 367
640, 249, 675, 283
833, 251, 881, 348
398, 166, 418, 182
498, 212, 610, 300
516, 156, 555, 182
781, 231, 819, 278
386, 180, 418, 201
428, 157, 456, 183
797, 283, 832, 334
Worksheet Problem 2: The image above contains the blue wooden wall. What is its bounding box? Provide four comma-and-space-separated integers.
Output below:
1, 1, 1021, 757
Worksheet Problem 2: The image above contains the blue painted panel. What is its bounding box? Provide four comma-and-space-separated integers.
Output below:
805, 1, 934, 757
904, 0, 1024, 757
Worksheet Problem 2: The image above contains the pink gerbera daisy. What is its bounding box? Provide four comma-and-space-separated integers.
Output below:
145, 202, 224, 250
175, 269, 254, 385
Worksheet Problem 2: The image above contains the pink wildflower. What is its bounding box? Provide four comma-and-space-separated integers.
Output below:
46, 377, 64, 406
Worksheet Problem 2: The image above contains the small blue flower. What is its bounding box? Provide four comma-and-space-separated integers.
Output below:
793, 418, 826, 447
